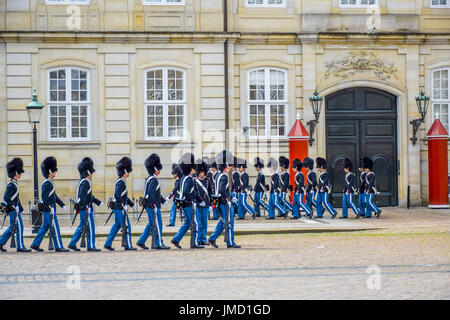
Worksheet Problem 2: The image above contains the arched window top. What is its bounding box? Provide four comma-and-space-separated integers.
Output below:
432, 67, 449, 131
248, 67, 287, 102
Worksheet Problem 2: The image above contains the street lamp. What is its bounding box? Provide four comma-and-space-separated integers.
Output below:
307, 90, 323, 146
410, 90, 430, 145
26, 89, 44, 233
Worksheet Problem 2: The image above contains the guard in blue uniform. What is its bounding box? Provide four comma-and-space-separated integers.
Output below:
279, 156, 293, 213
357, 158, 367, 215
208, 150, 240, 248
267, 157, 287, 219
363, 157, 382, 218
253, 157, 269, 217
0, 158, 30, 253
104, 157, 136, 251
315, 157, 337, 219
208, 159, 219, 220
166, 164, 181, 227
340, 158, 362, 219
193, 159, 213, 245
68, 157, 103, 251
304, 157, 317, 211
230, 158, 240, 217
237, 159, 256, 220
171, 153, 203, 249
292, 158, 313, 219
137, 154, 170, 250
31, 157, 69, 252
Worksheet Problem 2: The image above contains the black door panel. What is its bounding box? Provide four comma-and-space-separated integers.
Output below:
326, 88, 398, 208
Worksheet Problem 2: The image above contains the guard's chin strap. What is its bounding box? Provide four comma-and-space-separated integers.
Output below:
87, 170, 91, 176
124, 169, 128, 175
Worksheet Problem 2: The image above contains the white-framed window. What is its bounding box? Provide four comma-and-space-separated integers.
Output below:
143, 0, 185, 5
247, 68, 288, 138
432, 68, 449, 132
45, 0, 90, 5
47, 67, 90, 141
145, 68, 187, 140
339, 0, 378, 7
246, 0, 286, 7
431, 0, 450, 8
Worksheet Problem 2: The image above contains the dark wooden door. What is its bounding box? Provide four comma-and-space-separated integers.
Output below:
325, 87, 398, 207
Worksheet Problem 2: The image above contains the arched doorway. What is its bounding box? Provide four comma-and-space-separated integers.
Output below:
325, 87, 398, 207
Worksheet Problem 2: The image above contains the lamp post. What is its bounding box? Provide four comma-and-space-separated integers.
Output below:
26, 89, 44, 233
307, 90, 323, 147
410, 90, 430, 145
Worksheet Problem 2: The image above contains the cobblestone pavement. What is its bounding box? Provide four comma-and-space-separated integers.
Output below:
1, 226, 449, 300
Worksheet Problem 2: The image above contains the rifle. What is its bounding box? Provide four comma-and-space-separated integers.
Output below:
10, 207, 18, 249
151, 207, 157, 249
48, 207, 55, 251
189, 204, 197, 248
80, 207, 90, 248
71, 201, 80, 227
121, 204, 128, 248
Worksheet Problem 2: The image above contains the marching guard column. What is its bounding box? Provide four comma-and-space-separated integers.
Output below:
287, 113, 309, 198
427, 114, 449, 208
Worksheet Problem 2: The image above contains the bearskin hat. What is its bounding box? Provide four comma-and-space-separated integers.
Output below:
195, 159, 209, 175
179, 152, 195, 175
303, 157, 314, 170
279, 156, 290, 169
316, 157, 327, 169
171, 164, 179, 175
210, 159, 217, 170
78, 157, 95, 178
41, 156, 58, 178
176, 166, 183, 178
236, 158, 247, 169
267, 157, 278, 170
362, 157, 373, 170
344, 158, 353, 171
358, 158, 364, 169
215, 150, 234, 171
145, 154, 162, 175
116, 157, 132, 177
6, 158, 24, 179
292, 158, 302, 171
202, 156, 211, 170
254, 157, 264, 169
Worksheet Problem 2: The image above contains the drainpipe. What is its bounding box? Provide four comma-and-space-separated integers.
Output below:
223, 0, 229, 150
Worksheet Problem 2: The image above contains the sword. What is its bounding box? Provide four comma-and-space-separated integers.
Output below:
0, 213, 7, 230
104, 211, 114, 226
71, 210, 79, 228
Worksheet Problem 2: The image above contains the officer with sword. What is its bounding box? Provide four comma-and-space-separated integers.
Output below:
208, 150, 241, 249
0, 158, 30, 253
31, 156, 69, 252
104, 157, 136, 251
68, 157, 103, 252
136, 154, 170, 250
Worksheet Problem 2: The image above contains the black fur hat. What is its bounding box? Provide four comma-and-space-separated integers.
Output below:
279, 156, 289, 169
292, 158, 302, 171
78, 157, 95, 178
6, 158, 24, 179
116, 157, 132, 177
362, 157, 373, 170
195, 159, 209, 175
202, 156, 211, 170
176, 166, 183, 178
344, 158, 353, 171
358, 158, 363, 169
303, 157, 314, 170
145, 154, 162, 175
210, 159, 217, 170
236, 158, 247, 169
215, 150, 234, 171
254, 157, 264, 169
41, 156, 58, 178
267, 157, 278, 170
171, 164, 179, 175
179, 153, 195, 175
316, 157, 327, 169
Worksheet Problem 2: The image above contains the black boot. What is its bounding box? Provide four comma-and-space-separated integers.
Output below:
171, 239, 182, 249
191, 245, 205, 249
17, 248, 31, 253
104, 245, 115, 251
31, 245, 43, 252
68, 245, 80, 252
87, 248, 101, 252
208, 238, 218, 248
55, 248, 69, 252
227, 244, 241, 249
155, 245, 170, 250
0, 244, 6, 252
125, 247, 137, 251
136, 242, 149, 250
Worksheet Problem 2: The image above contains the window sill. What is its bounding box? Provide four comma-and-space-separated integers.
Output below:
238, 138, 290, 147
39, 141, 101, 149
135, 140, 196, 148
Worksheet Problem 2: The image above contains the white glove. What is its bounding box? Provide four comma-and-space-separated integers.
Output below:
165, 196, 170, 202
123, 205, 128, 211
62, 206, 67, 212
199, 201, 206, 207
232, 197, 238, 203
99, 201, 104, 207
